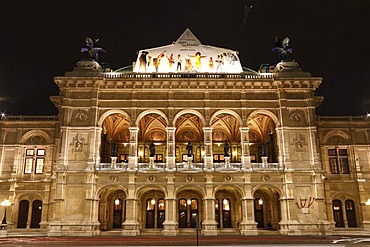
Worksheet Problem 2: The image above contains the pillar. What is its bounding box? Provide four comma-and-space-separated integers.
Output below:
166, 127, 176, 171
240, 127, 250, 170
162, 174, 178, 236
201, 174, 218, 236
203, 127, 213, 171
128, 127, 139, 171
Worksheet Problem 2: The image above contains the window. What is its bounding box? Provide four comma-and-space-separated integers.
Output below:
24, 148, 45, 174
328, 148, 349, 174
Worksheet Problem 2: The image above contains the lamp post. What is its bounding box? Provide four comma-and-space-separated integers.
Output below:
1, 199, 11, 226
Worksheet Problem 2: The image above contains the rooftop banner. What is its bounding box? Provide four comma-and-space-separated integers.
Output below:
133, 29, 243, 73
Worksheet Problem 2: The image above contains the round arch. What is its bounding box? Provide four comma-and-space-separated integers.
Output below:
20, 130, 51, 144
214, 184, 245, 198
98, 109, 131, 127
135, 110, 169, 127
175, 185, 206, 198
136, 184, 167, 198
247, 110, 279, 126
322, 130, 351, 144
251, 184, 283, 197
96, 184, 129, 198
210, 110, 242, 127
172, 109, 206, 127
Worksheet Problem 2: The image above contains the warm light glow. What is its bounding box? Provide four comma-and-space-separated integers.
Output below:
0, 199, 11, 207
365, 199, 370, 206
333, 206, 340, 210
151, 198, 156, 205
187, 198, 192, 205
138, 150, 143, 157
258, 198, 263, 205
114, 199, 120, 205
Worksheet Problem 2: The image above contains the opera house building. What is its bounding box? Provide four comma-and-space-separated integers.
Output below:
0, 29, 369, 237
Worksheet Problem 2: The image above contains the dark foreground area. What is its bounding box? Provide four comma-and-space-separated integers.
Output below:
1, 235, 370, 246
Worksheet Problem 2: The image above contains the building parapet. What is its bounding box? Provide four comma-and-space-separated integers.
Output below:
0, 116, 58, 121
317, 116, 369, 121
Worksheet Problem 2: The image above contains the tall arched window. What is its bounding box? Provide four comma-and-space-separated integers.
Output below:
254, 198, 264, 228
30, 200, 42, 228
222, 198, 231, 228
146, 198, 155, 228
157, 199, 166, 228
332, 200, 344, 227
215, 199, 220, 228
17, 200, 29, 228
345, 200, 357, 227
113, 198, 123, 228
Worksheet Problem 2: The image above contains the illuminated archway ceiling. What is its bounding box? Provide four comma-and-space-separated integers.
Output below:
175, 114, 204, 142
138, 114, 167, 142
211, 114, 240, 142
102, 113, 275, 144
102, 114, 130, 143
248, 114, 276, 143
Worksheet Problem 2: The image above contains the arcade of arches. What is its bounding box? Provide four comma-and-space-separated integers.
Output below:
100, 111, 277, 165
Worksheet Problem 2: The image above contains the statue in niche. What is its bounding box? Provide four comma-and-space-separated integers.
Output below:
272, 36, 293, 62
224, 142, 230, 157
261, 144, 267, 156
186, 141, 193, 157
149, 142, 155, 157
81, 37, 106, 62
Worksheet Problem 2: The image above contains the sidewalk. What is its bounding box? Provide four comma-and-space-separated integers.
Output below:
0, 235, 356, 246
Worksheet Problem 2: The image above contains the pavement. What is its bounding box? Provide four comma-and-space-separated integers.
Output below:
1, 235, 370, 247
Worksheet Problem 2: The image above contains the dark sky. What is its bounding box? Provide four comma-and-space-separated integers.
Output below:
0, 1, 369, 116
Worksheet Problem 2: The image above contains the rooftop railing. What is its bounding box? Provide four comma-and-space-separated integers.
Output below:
103, 72, 273, 80
0, 115, 58, 121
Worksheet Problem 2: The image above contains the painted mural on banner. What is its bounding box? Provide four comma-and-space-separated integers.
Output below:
133, 28, 243, 73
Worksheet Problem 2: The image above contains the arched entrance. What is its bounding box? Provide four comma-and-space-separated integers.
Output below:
98, 188, 127, 231
177, 190, 202, 229
214, 188, 241, 230
17, 198, 43, 229
142, 189, 166, 230
253, 188, 281, 230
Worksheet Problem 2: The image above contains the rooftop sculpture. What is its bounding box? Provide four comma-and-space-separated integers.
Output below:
81, 37, 106, 63
272, 37, 293, 62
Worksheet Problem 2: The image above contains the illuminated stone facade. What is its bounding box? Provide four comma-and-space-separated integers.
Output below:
0, 30, 369, 237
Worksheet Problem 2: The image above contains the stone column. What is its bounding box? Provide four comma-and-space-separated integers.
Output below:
166, 127, 176, 171
201, 174, 218, 236
203, 127, 213, 171
162, 174, 178, 236
240, 127, 250, 170
240, 177, 258, 235
122, 174, 139, 236
128, 127, 139, 171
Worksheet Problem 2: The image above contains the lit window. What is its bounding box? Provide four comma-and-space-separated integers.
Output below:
328, 148, 349, 175
24, 148, 46, 174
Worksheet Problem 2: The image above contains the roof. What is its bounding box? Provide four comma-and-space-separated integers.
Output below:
133, 28, 243, 73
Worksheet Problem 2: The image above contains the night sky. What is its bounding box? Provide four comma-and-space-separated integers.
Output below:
0, 1, 369, 116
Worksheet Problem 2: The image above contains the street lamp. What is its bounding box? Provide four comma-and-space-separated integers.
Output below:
1, 199, 11, 225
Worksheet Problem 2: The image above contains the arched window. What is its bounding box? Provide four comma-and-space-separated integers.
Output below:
17, 200, 29, 228
345, 200, 357, 227
157, 199, 166, 228
30, 200, 42, 228
146, 198, 155, 228
222, 198, 231, 228
332, 200, 344, 227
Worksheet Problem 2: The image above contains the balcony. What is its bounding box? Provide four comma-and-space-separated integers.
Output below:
95, 161, 282, 172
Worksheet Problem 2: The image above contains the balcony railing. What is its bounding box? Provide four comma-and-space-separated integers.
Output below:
96, 162, 282, 172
